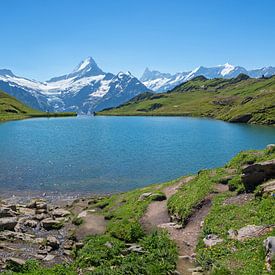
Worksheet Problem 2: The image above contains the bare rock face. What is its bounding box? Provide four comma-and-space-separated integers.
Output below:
0, 217, 18, 231
241, 159, 275, 192
203, 234, 223, 247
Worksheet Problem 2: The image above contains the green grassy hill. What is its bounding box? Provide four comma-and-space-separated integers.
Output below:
0, 90, 76, 122
98, 74, 275, 125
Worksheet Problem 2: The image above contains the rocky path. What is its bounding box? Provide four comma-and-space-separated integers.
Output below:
141, 178, 229, 275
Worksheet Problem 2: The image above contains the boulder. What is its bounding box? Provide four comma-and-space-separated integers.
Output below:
0, 207, 17, 218
228, 225, 275, 241
24, 219, 38, 228
27, 199, 47, 210
203, 234, 223, 247
0, 217, 18, 231
52, 208, 71, 218
41, 218, 64, 230
46, 236, 60, 250
241, 159, 275, 192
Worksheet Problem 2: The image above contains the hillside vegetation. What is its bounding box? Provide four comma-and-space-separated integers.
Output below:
98, 74, 275, 125
0, 90, 76, 122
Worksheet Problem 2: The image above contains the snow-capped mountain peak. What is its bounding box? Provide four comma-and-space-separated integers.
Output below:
141, 64, 275, 92
73, 56, 102, 75
0, 57, 150, 114
220, 63, 235, 76
0, 69, 15, 77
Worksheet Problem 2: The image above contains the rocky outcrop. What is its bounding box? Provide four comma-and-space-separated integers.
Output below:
228, 225, 275, 241
241, 159, 275, 192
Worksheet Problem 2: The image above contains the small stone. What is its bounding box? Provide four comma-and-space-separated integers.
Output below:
203, 234, 223, 247
43, 254, 55, 261
41, 218, 64, 230
24, 219, 38, 228
46, 236, 60, 250
138, 192, 152, 201
104, 241, 113, 248
63, 250, 72, 256
52, 208, 71, 218
63, 240, 74, 250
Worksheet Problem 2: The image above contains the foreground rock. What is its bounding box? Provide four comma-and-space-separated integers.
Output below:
228, 225, 275, 241
0, 217, 18, 231
41, 218, 64, 230
241, 159, 275, 192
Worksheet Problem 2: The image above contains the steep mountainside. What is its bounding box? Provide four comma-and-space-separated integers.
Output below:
0, 57, 150, 113
98, 74, 275, 125
141, 63, 275, 92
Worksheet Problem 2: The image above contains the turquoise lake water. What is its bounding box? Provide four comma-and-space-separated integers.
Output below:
0, 116, 274, 194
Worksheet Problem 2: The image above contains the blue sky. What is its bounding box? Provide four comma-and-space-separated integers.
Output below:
1, 0, 275, 80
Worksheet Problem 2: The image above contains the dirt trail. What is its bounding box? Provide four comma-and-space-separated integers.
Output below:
141, 178, 229, 275
70, 199, 107, 241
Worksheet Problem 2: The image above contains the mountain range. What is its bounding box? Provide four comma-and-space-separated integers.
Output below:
140, 63, 275, 92
0, 58, 275, 113
0, 57, 150, 113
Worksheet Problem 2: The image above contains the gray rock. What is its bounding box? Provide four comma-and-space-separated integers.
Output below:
0, 230, 34, 242
41, 218, 64, 230
138, 192, 152, 201
43, 254, 55, 261
228, 225, 275, 241
242, 160, 275, 192
203, 234, 223, 247
24, 219, 38, 228
0, 207, 17, 218
260, 179, 275, 196
0, 217, 18, 231
52, 208, 71, 218
75, 242, 84, 249
46, 236, 60, 250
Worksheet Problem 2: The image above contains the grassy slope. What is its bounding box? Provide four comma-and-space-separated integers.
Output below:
0, 90, 76, 122
98, 75, 275, 125
168, 146, 275, 274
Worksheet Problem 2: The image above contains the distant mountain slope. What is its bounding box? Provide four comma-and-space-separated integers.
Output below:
0, 57, 150, 113
0, 90, 75, 121
98, 74, 275, 125
141, 64, 275, 92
